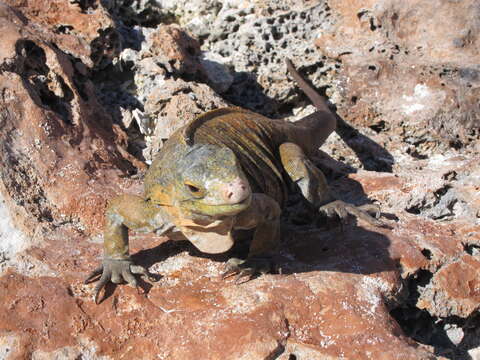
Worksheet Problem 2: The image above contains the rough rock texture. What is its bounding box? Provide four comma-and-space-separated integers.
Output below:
315, 0, 480, 159
0, 3, 141, 233
0, 0, 480, 359
2, 0, 120, 68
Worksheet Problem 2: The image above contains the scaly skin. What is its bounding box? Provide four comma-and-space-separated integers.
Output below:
85, 59, 383, 303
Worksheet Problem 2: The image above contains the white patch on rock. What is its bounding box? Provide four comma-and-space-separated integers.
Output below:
0, 334, 20, 359
356, 276, 390, 316
31, 337, 110, 360
0, 196, 29, 257
149, 251, 193, 275
221, 285, 270, 314
0, 193, 55, 277
402, 84, 444, 115
403, 103, 425, 114
132, 109, 154, 135
444, 324, 464, 346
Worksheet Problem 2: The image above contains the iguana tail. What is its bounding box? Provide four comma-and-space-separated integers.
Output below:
285, 58, 331, 113
285, 58, 337, 151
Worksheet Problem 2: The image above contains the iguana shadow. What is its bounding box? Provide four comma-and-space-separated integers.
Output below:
132, 215, 398, 281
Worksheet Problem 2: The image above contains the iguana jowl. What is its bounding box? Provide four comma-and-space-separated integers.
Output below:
85, 59, 383, 303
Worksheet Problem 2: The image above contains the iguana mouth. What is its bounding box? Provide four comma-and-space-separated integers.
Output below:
212, 191, 252, 209
181, 193, 252, 217
224, 191, 251, 206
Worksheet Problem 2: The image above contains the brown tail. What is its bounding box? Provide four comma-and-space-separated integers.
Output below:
286, 58, 331, 113
284, 58, 337, 151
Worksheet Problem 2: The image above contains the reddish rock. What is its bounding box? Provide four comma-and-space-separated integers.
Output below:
0, 222, 439, 360
145, 24, 204, 76
418, 255, 480, 318
316, 0, 480, 151
0, 4, 141, 233
2, 0, 119, 68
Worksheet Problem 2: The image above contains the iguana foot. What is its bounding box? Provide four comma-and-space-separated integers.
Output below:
85, 258, 157, 304
221, 257, 272, 284
319, 200, 384, 227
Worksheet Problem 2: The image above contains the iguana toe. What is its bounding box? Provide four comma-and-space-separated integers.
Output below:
121, 268, 138, 287
130, 264, 158, 282
221, 258, 244, 279
234, 268, 256, 284
221, 257, 272, 283
84, 265, 103, 284
319, 200, 385, 227
94, 268, 112, 304
85, 258, 155, 304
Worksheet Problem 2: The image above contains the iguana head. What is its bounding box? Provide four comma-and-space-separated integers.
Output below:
146, 143, 252, 221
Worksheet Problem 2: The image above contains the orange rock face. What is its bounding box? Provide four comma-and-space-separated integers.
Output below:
316, 0, 480, 152
2, 0, 119, 67
0, 3, 140, 233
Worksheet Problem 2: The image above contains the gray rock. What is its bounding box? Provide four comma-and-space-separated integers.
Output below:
444, 324, 464, 346
199, 52, 234, 93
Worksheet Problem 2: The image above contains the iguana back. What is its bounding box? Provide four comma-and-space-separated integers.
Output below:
157, 107, 289, 207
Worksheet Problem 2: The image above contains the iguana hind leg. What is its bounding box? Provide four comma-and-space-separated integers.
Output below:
279, 142, 383, 226
279, 142, 332, 208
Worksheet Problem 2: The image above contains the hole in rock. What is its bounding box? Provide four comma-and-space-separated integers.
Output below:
406, 205, 421, 215
463, 243, 480, 256
369, 120, 386, 133
55, 24, 74, 34
15, 40, 74, 124
390, 269, 480, 358
421, 248, 432, 260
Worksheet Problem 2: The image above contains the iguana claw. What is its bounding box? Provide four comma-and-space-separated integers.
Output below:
319, 200, 384, 227
84, 265, 103, 283
85, 258, 157, 304
221, 257, 272, 284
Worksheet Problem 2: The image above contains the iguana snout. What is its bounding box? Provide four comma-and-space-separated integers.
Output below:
222, 177, 250, 204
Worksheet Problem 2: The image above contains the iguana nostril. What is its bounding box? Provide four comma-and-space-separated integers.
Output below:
223, 178, 250, 204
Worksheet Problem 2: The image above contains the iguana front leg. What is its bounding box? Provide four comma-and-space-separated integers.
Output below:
222, 193, 281, 283
279, 142, 383, 226
85, 194, 172, 303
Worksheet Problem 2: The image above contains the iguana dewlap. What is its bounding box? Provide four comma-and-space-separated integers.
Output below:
85, 60, 383, 303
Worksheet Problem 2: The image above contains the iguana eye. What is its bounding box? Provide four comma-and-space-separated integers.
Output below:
184, 182, 205, 198
186, 184, 200, 192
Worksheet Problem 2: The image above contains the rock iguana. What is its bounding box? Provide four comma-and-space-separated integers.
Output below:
85, 59, 383, 303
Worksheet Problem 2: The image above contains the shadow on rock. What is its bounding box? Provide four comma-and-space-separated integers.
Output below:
223, 70, 284, 117
290, 66, 395, 173
335, 114, 395, 172
279, 221, 396, 275
129, 216, 396, 284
